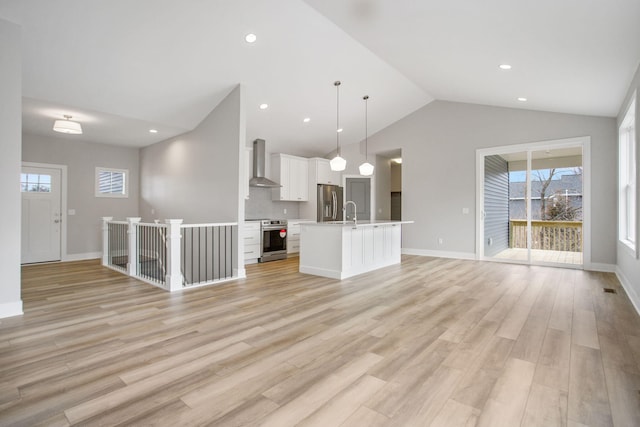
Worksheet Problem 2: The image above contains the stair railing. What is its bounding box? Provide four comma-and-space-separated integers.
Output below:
102, 217, 238, 292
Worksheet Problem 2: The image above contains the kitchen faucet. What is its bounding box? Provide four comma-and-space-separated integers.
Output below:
344, 200, 357, 225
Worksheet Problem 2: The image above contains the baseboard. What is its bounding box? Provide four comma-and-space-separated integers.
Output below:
616, 267, 640, 317
584, 262, 617, 273
63, 252, 101, 262
0, 300, 23, 319
299, 265, 342, 280
402, 248, 476, 261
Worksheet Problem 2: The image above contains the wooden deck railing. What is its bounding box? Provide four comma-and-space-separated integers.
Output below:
510, 220, 582, 252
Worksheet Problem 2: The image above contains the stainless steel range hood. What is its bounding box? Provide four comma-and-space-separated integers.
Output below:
249, 139, 281, 188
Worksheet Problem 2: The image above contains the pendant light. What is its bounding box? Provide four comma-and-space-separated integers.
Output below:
53, 115, 83, 135
359, 95, 374, 176
329, 81, 346, 171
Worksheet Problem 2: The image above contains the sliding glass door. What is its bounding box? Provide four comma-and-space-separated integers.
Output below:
478, 139, 587, 268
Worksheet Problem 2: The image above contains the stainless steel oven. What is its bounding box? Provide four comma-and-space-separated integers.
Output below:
260, 219, 287, 262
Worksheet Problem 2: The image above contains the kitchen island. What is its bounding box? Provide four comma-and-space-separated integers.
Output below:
299, 220, 413, 279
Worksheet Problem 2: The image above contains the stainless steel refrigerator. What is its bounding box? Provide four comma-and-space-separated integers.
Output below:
317, 184, 343, 222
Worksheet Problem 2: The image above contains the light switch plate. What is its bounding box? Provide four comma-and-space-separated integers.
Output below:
462, 207, 469, 214
68, 209, 76, 215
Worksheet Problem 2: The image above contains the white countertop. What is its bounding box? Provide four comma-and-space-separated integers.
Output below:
245, 219, 316, 223
302, 220, 413, 227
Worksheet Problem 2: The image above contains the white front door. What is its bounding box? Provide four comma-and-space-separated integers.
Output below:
21, 166, 62, 263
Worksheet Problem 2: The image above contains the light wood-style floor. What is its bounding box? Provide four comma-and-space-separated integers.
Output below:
2, 256, 640, 426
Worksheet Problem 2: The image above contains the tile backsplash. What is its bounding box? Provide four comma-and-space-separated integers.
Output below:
245, 187, 302, 220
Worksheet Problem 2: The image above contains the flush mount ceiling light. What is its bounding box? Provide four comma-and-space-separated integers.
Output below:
499, 64, 512, 70
330, 81, 346, 172
359, 95, 374, 176
245, 33, 257, 43
303, 117, 310, 123
53, 115, 82, 134
149, 129, 158, 133
517, 97, 527, 102
259, 103, 268, 110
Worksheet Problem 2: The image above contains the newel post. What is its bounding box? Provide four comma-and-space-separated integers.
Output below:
165, 219, 183, 292
126, 217, 142, 276
101, 217, 113, 266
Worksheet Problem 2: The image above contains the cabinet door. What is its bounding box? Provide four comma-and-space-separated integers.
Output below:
373, 225, 385, 264
272, 154, 309, 201
317, 159, 340, 185
294, 158, 309, 201
273, 156, 291, 200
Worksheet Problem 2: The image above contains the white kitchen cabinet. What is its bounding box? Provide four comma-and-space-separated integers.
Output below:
299, 158, 341, 220
287, 222, 301, 254
299, 221, 411, 279
271, 154, 309, 201
313, 158, 341, 185
286, 220, 315, 254
243, 221, 261, 263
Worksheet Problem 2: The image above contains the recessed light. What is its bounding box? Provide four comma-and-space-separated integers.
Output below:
517, 97, 527, 102
337, 128, 343, 133
245, 33, 257, 43
303, 117, 311, 123
149, 129, 158, 133
499, 64, 512, 70
259, 103, 268, 110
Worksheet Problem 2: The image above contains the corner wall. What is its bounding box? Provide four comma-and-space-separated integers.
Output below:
139, 84, 245, 275
0, 18, 22, 318
140, 85, 243, 223
617, 63, 640, 313
339, 100, 617, 266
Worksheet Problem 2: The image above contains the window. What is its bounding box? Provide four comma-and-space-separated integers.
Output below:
20, 173, 51, 192
619, 96, 637, 254
96, 167, 128, 198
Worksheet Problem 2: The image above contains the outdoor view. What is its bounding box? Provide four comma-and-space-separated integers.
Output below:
508, 166, 583, 263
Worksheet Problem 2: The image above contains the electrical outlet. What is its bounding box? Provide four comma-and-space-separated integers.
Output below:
438, 237, 443, 245
283, 208, 287, 214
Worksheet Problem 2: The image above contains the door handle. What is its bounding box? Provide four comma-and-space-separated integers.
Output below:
332, 192, 337, 219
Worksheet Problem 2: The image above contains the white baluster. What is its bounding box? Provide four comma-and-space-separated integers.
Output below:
165, 219, 184, 291
126, 217, 141, 276
101, 217, 113, 266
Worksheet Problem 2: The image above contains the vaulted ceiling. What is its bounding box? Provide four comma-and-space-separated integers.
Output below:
2, 0, 639, 156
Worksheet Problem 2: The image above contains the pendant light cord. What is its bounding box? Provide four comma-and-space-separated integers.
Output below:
335, 81, 341, 156
363, 95, 369, 161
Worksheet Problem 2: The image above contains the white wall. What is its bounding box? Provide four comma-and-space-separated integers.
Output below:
140, 85, 244, 223
617, 63, 640, 313
140, 84, 245, 274
0, 18, 22, 318
22, 134, 140, 258
339, 100, 617, 265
